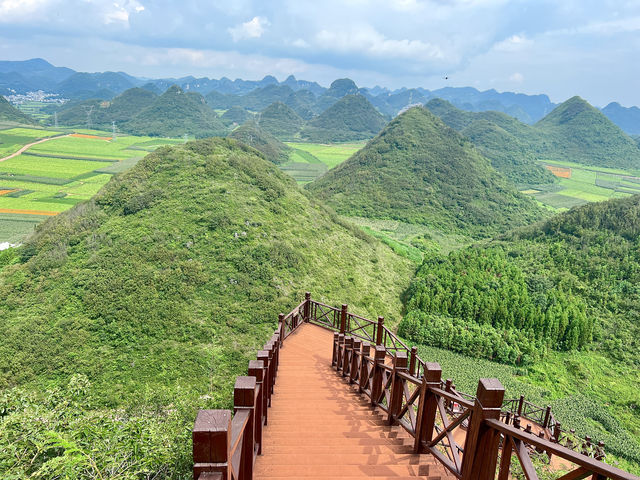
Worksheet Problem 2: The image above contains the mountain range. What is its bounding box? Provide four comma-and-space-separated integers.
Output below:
2, 58, 640, 135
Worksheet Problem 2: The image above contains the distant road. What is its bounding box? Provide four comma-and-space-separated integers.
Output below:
0, 133, 70, 163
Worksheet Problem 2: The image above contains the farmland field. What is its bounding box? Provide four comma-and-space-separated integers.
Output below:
0, 126, 183, 244
523, 160, 637, 210
280, 141, 366, 183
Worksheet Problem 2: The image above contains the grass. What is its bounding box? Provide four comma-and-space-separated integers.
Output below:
0, 213, 44, 243
285, 141, 365, 169
0, 127, 64, 157
29, 136, 146, 160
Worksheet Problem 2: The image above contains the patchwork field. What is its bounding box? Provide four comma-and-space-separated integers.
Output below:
0, 126, 184, 244
523, 160, 640, 210
281, 141, 365, 183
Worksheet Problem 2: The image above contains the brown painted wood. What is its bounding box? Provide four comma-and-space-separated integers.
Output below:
388, 351, 408, 425
193, 410, 231, 480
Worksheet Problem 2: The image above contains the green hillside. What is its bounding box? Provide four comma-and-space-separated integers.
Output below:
0, 138, 412, 478
256, 102, 304, 140
301, 94, 387, 142
220, 105, 252, 126
426, 99, 555, 184
307, 106, 546, 238
228, 121, 291, 164
400, 195, 640, 465
536, 96, 640, 169
124, 86, 227, 138
106, 87, 157, 123
0, 95, 38, 125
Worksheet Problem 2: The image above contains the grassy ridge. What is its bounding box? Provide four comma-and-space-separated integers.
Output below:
0, 138, 412, 478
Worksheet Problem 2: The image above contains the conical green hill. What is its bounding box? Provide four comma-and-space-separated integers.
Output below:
301, 94, 387, 142
0, 95, 38, 124
123, 85, 227, 137
307, 106, 546, 238
535, 96, 640, 169
228, 120, 291, 164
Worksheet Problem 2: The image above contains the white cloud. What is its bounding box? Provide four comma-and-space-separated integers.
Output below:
0, 0, 51, 21
229, 16, 270, 42
509, 72, 524, 83
103, 1, 145, 26
493, 34, 531, 52
315, 25, 443, 61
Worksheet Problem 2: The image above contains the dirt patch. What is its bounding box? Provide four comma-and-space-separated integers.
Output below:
545, 165, 572, 178
70, 133, 112, 141
0, 208, 58, 216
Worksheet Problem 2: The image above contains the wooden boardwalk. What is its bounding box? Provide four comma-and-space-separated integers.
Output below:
254, 324, 455, 479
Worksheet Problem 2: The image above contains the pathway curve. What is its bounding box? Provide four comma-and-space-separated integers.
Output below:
0, 134, 70, 163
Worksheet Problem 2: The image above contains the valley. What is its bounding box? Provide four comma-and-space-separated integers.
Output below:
1, 59, 640, 479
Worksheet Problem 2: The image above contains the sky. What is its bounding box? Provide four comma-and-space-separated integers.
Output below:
0, 0, 639, 107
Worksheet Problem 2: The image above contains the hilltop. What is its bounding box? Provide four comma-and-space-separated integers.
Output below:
307, 106, 546, 238
536, 96, 640, 169
228, 121, 291, 164
0, 95, 38, 124
124, 85, 227, 137
301, 94, 387, 142
256, 102, 304, 140
220, 105, 253, 126
0, 137, 412, 477
601, 102, 640, 136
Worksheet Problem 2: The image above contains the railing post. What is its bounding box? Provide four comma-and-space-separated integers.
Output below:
304, 292, 311, 322
359, 342, 371, 393
257, 350, 270, 410
409, 346, 418, 376
337, 333, 345, 372
370, 345, 386, 406
340, 304, 347, 334
376, 316, 384, 345
388, 351, 408, 424
264, 342, 275, 394
332, 332, 339, 367
543, 405, 552, 429
414, 362, 441, 453
248, 360, 264, 456
460, 378, 506, 480
193, 409, 231, 480
234, 376, 256, 480
342, 336, 354, 377
517, 394, 525, 416
350, 339, 362, 384
278, 313, 285, 347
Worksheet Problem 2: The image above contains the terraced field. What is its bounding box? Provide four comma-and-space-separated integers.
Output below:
523, 159, 640, 210
281, 141, 365, 183
0, 126, 184, 244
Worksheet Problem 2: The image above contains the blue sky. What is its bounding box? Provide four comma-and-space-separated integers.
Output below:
1, 0, 639, 106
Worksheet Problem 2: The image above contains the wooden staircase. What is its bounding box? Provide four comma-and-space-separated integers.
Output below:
254, 324, 454, 479
192, 294, 640, 480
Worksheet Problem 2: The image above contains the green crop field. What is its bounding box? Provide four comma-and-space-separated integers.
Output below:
0, 128, 182, 243
280, 141, 366, 183
524, 160, 636, 210
286, 141, 365, 169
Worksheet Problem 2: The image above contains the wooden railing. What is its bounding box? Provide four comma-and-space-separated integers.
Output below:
192, 294, 639, 480
332, 331, 639, 480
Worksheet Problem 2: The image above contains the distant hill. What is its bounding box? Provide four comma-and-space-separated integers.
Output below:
0, 95, 38, 124
315, 78, 360, 111
425, 99, 555, 184
301, 94, 387, 142
633, 135, 640, 148
124, 85, 227, 138
56, 72, 137, 99
256, 102, 304, 140
228, 121, 291, 164
601, 102, 640, 136
220, 106, 253, 126
237, 84, 295, 111
0, 137, 412, 477
536, 96, 640, 169
369, 88, 429, 116
106, 87, 157, 122
307, 106, 546, 238
0, 58, 75, 94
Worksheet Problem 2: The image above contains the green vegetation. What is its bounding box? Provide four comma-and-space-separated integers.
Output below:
220, 106, 253, 126
0, 95, 37, 125
0, 138, 413, 478
124, 86, 227, 138
0, 154, 110, 179
256, 102, 304, 140
308, 106, 547, 238
286, 141, 365, 169
536, 97, 640, 170
426, 98, 556, 185
228, 121, 291, 164
0, 127, 63, 157
301, 94, 387, 142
